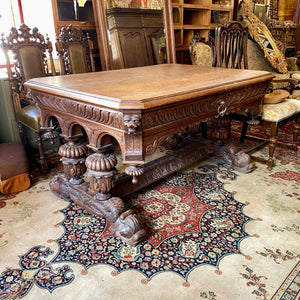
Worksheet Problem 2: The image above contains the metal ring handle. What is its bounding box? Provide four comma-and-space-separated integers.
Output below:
217, 101, 227, 117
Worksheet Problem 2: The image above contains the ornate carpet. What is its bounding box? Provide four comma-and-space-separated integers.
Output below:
0, 145, 299, 299
231, 120, 300, 149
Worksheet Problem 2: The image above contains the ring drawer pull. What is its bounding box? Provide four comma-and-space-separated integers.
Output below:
217, 101, 227, 117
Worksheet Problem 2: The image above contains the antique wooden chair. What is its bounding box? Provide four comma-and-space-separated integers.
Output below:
189, 33, 216, 138
189, 22, 249, 140
56, 24, 96, 75
1, 24, 58, 173
214, 21, 248, 69
190, 22, 300, 169
218, 22, 300, 169
216, 22, 300, 169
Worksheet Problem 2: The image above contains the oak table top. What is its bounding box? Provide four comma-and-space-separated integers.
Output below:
25, 64, 274, 111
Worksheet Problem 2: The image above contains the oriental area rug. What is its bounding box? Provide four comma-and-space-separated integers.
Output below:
0, 129, 299, 299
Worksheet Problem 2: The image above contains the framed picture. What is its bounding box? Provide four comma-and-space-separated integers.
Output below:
254, 4, 269, 23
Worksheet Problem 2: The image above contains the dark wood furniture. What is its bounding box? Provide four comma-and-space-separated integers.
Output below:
51, 0, 101, 71
92, 0, 177, 71
56, 24, 96, 75
215, 21, 248, 69
1, 24, 58, 173
106, 8, 164, 69
52, 0, 177, 71
25, 64, 273, 245
190, 22, 249, 142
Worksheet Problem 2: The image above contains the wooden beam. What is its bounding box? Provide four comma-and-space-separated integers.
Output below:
294, 0, 300, 66
17, 0, 24, 23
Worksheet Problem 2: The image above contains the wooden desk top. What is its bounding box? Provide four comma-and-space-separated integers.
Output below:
25, 64, 273, 110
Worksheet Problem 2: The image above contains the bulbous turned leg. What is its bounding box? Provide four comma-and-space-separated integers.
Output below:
208, 116, 232, 144
85, 144, 146, 245
85, 144, 117, 201
58, 134, 87, 185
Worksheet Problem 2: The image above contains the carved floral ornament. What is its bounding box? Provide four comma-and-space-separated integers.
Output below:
240, 0, 288, 74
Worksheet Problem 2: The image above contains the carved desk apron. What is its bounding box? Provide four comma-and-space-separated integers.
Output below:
25, 64, 273, 245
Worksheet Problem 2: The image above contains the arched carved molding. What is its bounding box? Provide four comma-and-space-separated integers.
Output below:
70, 123, 88, 137
95, 133, 124, 155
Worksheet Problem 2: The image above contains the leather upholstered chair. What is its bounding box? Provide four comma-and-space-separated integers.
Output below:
1, 24, 58, 173
56, 24, 96, 75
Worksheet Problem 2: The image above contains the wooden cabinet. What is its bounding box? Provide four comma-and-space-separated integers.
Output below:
106, 8, 164, 69
51, 0, 101, 70
172, 0, 234, 63
211, 0, 234, 27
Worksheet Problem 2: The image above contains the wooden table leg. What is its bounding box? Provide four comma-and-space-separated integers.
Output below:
50, 140, 146, 246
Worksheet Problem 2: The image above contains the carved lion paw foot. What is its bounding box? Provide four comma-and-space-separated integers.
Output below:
112, 209, 146, 245
221, 144, 255, 173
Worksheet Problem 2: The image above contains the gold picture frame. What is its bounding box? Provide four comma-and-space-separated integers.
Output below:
241, 0, 288, 74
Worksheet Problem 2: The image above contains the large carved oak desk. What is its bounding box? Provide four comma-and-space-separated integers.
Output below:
25, 64, 273, 245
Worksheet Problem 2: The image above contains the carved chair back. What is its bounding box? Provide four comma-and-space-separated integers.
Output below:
214, 21, 249, 69
189, 33, 216, 67
56, 25, 96, 75
1, 24, 58, 173
1, 23, 56, 112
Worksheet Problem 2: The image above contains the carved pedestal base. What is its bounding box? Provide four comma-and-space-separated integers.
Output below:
50, 134, 253, 246
50, 174, 146, 245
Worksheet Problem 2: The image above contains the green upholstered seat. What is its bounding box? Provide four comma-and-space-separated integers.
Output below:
69, 44, 88, 74
1, 24, 57, 173
19, 46, 45, 80
16, 105, 41, 131
56, 24, 95, 75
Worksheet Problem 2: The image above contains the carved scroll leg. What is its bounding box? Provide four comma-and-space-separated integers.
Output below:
86, 145, 146, 245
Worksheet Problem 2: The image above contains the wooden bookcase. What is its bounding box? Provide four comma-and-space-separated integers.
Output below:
51, 0, 101, 70
211, 0, 234, 27
172, 0, 234, 63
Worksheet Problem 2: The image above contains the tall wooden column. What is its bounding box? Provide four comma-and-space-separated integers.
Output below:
294, 0, 300, 66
